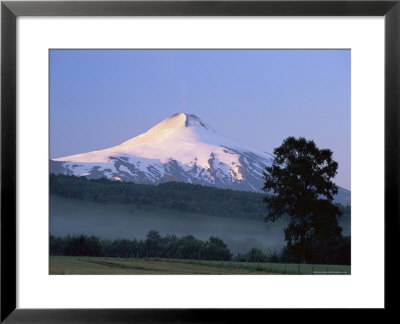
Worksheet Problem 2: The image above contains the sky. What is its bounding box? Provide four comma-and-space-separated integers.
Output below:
50, 49, 351, 190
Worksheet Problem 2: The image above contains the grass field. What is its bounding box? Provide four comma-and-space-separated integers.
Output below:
50, 257, 350, 275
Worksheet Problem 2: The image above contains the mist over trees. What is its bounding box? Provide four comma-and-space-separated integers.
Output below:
263, 137, 350, 264
50, 231, 350, 265
50, 174, 266, 219
49, 148, 351, 265
50, 173, 350, 222
50, 231, 233, 261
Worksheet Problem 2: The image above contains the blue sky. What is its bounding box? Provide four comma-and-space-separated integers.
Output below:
50, 49, 350, 190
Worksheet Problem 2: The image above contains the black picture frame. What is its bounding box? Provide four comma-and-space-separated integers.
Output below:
1, 0, 399, 322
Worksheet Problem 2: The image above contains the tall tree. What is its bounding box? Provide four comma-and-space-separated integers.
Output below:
263, 137, 342, 263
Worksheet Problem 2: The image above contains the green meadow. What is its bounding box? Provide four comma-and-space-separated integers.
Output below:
50, 256, 350, 275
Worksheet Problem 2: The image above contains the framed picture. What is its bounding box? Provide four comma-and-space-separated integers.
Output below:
1, 0, 398, 321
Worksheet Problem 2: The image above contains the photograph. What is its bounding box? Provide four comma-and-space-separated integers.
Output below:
49, 49, 351, 275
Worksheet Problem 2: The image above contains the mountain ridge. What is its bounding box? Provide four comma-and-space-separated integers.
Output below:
50, 113, 350, 205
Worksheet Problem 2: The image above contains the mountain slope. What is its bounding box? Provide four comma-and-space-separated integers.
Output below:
50, 112, 350, 205
49, 175, 351, 254
51, 113, 274, 192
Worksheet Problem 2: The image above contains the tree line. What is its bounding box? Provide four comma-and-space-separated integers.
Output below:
50, 174, 267, 219
50, 231, 350, 265
50, 231, 232, 261
49, 173, 350, 221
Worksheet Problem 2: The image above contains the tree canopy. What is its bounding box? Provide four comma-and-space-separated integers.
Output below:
49, 173, 265, 219
50, 231, 232, 261
263, 137, 344, 263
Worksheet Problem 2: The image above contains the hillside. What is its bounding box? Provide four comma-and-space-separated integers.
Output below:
50, 174, 350, 255
50, 174, 351, 220
50, 113, 350, 206
50, 173, 267, 219
50, 174, 350, 225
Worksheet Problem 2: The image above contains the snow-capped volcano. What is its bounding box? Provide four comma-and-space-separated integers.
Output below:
50, 112, 351, 205
50, 113, 273, 192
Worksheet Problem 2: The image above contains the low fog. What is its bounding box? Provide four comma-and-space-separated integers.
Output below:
50, 195, 286, 255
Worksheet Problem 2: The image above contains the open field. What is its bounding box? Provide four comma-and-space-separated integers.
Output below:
50, 257, 274, 274
50, 257, 350, 275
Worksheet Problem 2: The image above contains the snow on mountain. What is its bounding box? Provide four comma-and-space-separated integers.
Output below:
50, 112, 350, 205
51, 113, 273, 192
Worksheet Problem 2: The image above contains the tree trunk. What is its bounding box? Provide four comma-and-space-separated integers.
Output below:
299, 235, 306, 264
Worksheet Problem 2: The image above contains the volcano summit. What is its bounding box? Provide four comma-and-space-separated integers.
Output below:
50, 113, 274, 192
50, 112, 350, 204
